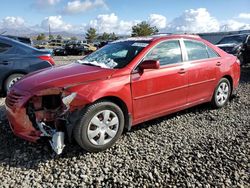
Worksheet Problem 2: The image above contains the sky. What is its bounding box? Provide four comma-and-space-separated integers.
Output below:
0, 0, 250, 35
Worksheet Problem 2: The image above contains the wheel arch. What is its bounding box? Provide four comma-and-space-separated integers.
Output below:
94, 96, 132, 131
222, 75, 233, 95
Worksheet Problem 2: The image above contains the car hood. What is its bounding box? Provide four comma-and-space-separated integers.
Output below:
14, 63, 116, 92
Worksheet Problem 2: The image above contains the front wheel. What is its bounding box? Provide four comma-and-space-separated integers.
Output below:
73, 101, 125, 152
211, 78, 231, 108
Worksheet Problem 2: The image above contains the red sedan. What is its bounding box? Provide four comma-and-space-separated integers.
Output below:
5, 35, 240, 154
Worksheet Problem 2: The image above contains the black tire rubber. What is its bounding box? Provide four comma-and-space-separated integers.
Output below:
4, 73, 24, 93
73, 100, 125, 152
211, 78, 231, 109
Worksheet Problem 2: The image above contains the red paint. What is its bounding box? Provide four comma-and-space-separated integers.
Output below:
5, 35, 240, 142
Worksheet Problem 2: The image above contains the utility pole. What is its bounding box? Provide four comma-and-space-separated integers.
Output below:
49, 24, 51, 39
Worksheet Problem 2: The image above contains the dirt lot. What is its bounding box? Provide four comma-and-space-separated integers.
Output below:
0, 56, 249, 187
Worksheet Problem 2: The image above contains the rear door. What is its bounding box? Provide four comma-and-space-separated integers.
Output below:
0, 42, 14, 73
183, 40, 221, 104
131, 40, 188, 121
0, 41, 14, 92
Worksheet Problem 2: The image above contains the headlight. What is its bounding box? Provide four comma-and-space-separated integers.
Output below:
62, 92, 77, 107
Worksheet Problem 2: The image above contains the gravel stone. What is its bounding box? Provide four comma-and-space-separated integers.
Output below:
0, 56, 249, 187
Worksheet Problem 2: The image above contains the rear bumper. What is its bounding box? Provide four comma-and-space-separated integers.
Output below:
5, 104, 41, 142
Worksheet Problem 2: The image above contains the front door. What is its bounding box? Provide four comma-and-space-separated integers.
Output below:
131, 40, 188, 122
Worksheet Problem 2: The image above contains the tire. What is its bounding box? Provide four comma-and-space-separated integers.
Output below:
211, 78, 231, 108
4, 73, 24, 92
73, 101, 125, 152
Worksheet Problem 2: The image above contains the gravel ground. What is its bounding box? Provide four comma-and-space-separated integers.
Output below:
0, 57, 249, 187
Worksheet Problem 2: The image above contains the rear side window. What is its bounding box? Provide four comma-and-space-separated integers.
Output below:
184, 40, 209, 61
207, 46, 219, 58
144, 40, 182, 66
0, 42, 12, 53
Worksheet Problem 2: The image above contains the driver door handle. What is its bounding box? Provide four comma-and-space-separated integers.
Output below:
178, 68, 186, 74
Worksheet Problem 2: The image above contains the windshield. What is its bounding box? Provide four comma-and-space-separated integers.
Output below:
78, 40, 150, 69
218, 35, 247, 45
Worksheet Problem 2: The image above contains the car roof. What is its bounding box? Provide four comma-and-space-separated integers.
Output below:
0, 35, 36, 49
0, 35, 27, 45
113, 34, 202, 43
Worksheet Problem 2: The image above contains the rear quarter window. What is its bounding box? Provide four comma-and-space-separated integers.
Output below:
207, 46, 219, 58
0, 42, 12, 53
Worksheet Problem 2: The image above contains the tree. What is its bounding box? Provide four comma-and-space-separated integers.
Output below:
56, 35, 62, 40
131, 21, 158, 37
49, 35, 54, 40
97, 32, 118, 41
70, 36, 77, 40
85, 28, 97, 43
98, 32, 110, 41
36, 33, 46, 41
110, 32, 118, 41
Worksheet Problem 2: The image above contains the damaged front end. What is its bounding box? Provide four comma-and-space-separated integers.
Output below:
27, 89, 78, 154
6, 88, 80, 155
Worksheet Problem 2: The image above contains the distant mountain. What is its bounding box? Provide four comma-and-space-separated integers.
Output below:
0, 28, 34, 37
0, 28, 84, 39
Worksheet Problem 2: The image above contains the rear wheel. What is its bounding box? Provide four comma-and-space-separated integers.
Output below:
4, 73, 24, 92
211, 78, 231, 108
73, 101, 124, 152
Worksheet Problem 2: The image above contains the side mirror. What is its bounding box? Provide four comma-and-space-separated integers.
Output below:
139, 60, 160, 70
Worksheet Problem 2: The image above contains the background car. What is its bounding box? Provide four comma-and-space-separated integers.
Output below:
53, 46, 67, 56
216, 34, 250, 65
4, 35, 33, 46
0, 36, 55, 96
6, 35, 240, 154
54, 41, 97, 56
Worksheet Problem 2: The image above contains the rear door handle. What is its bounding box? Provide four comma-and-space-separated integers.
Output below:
178, 68, 186, 74
216, 62, 221, 66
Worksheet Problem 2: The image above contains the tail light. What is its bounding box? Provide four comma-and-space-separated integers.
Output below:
38, 55, 55, 66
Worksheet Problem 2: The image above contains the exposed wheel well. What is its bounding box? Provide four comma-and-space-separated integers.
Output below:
95, 96, 131, 131
222, 75, 233, 95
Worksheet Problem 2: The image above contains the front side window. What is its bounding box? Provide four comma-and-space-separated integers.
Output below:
184, 40, 209, 61
0, 42, 12, 53
144, 40, 182, 66
79, 41, 149, 69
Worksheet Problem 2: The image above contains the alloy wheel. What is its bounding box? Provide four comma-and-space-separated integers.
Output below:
87, 110, 119, 146
8, 76, 22, 90
216, 82, 229, 106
